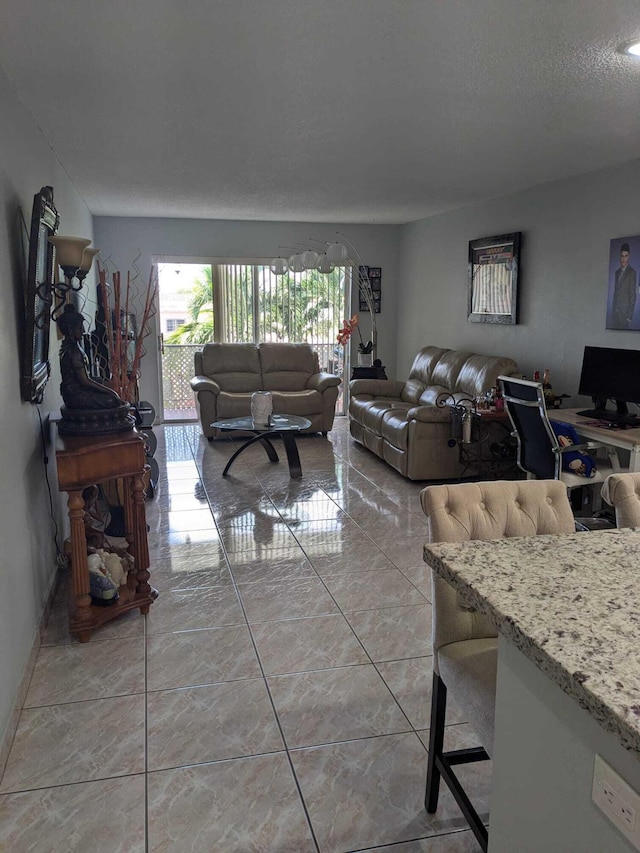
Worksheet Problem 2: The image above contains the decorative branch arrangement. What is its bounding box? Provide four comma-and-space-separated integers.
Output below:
96, 262, 158, 405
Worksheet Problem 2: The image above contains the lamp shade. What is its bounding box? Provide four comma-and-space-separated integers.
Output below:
270, 257, 288, 276
316, 254, 335, 274
326, 241, 348, 264
288, 254, 304, 273
48, 236, 92, 269
79, 247, 100, 273
301, 250, 319, 270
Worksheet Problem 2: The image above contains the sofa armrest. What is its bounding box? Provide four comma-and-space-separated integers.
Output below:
406, 404, 451, 423
349, 379, 405, 397
306, 372, 342, 392
190, 375, 221, 395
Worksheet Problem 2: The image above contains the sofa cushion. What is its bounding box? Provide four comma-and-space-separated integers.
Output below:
357, 400, 402, 433
201, 343, 262, 393
418, 385, 454, 406
259, 343, 317, 391
401, 379, 426, 404
456, 354, 519, 397
405, 346, 451, 388
271, 389, 323, 416
380, 406, 414, 450
217, 392, 254, 418
430, 351, 472, 392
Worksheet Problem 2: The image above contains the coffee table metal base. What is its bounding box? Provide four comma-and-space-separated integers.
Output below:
221, 430, 304, 477
211, 415, 311, 479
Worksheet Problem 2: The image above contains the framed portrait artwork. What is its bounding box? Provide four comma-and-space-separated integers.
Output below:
467, 232, 521, 325
606, 235, 640, 330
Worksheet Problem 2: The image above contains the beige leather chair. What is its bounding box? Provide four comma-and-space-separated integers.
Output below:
420, 479, 575, 851
601, 472, 640, 527
191, 342, 341, 438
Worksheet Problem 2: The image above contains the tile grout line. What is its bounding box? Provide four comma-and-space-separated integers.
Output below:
188, 445, 322, 852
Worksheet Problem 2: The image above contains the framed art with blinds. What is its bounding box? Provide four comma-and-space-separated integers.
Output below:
467, 232, 521, 325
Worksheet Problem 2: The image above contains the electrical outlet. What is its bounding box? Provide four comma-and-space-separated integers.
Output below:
592, 754, 640, 849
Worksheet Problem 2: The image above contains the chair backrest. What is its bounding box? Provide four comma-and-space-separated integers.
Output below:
499, 375, 560, 479
421, 479, 575, 665
198, 343, 263, 392
601, 472, 640, 527
258, 343, 317, 391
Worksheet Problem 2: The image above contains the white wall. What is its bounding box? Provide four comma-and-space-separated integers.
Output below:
398, 160, 640, 405
0, 67, 94, 752
93, 218, 400, 412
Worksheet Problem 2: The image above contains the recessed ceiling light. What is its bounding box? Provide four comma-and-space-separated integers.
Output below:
619, 39, 640, 57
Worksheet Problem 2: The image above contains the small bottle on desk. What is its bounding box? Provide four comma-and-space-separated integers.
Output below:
533, 370, 540, 383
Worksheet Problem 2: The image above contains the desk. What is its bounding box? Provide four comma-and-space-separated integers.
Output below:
55, 429, 157, 642
555, 408, 640, 471
424, 529, 640, 851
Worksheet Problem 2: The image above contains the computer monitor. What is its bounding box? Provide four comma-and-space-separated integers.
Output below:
577, 345, 640, 422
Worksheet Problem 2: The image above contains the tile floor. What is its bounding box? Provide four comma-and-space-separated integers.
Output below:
0, 418, 490, 852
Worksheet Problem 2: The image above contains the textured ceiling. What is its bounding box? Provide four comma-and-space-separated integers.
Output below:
2, 0, 640, 223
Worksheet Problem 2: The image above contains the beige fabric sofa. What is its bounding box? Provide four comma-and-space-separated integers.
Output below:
191, 342, 341, 439
349, 345, 519, 480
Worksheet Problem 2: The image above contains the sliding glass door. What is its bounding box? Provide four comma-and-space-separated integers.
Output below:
157, 260, 349, 422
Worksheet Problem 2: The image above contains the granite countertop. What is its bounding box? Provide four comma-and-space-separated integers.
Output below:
423, 528, 640, 754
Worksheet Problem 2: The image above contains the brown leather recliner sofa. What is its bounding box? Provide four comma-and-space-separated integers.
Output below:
191, 342, 341, 439
349, 345, 520, 480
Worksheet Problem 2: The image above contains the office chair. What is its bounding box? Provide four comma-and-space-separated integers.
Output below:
420, 479, 576, 852
498, 376, 620, 512
601, 472, 640, 527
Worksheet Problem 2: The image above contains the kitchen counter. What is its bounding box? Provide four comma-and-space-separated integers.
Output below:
423, 527, 640, 755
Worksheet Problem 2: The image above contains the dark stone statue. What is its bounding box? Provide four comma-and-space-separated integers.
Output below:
56, 304, 134, 435
57, 304, 122, 410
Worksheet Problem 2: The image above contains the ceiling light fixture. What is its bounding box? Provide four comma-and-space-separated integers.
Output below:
619, 39, 640, 57
271, 233, 378, 360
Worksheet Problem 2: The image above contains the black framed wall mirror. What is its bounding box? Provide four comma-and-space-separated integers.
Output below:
20, 186, 59, 403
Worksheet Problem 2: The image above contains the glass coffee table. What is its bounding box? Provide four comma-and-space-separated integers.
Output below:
211, 414, 312, 478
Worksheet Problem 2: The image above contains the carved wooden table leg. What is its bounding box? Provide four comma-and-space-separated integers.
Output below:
124, 474, 135, 556
68, 489, 94, 642
131, 470, 156, 610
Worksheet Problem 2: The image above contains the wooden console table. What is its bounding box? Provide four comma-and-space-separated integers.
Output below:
55, 428, 157, 642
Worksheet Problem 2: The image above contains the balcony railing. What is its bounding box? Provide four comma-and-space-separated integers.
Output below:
162, 344, 200, 421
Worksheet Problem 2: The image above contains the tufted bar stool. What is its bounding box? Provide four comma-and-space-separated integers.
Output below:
420, 478, 575, 851
601, 472, 640, 527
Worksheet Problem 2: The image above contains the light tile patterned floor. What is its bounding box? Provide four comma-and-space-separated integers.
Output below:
0, 418, 489, 852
